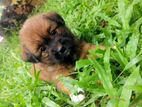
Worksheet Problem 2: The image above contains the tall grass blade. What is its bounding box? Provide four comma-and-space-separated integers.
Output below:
114, 46, 128, 66
131, 17, 142, 32
125, 33, 139, 59
42, 97, 60, 107
123, 54, 142, 71
118, 0, 127, 29
118, 66, 140, 107
89, 58, 117, 106
104, 48, 112, 81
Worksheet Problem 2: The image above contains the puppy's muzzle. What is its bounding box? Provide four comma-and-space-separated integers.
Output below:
57, 46, 70, 56
53, 37, 73, 60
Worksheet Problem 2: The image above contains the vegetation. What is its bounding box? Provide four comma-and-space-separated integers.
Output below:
0, 0, 142, 106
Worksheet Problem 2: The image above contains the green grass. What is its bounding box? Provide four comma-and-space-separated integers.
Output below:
0, 0, 142, 106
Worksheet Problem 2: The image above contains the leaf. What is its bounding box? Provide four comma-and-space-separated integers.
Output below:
111, 51, 123, 67
128, 85, 142, 92
131, 17, 142, 32
132, 0, 142, 5
76, 59, 92, 69
123, 54, 142, 71
42, 97, 60, 107
89, 58, 118, 106
125, 33, 139, 59
118, 0, 141, 29
118, 0, 127, 29
118, 66, 140, 107
116, 47, 128, 66
104, 48, 112, 81
125, 3, 133, 29
84, 92, 106, 106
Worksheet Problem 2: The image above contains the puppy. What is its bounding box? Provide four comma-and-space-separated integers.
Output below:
20, 12, 103, 103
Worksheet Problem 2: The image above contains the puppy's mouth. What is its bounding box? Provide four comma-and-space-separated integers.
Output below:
52, 45, 78, 64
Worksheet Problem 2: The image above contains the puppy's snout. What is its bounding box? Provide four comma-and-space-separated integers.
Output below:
59, 47, 66, 53
52, 37, 73, 61
56, 43, 62, 52
56, 45, 68, 54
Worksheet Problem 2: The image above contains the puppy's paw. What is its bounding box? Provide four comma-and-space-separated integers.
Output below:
69, 88, 85, 103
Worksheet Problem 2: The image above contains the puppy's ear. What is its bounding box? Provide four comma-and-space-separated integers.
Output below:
44, 12, 65, 25
21, 46, 39, 63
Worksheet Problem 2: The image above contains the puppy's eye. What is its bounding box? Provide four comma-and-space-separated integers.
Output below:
50, 30, 56, 35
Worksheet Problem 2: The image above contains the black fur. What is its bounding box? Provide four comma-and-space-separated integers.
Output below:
25, 52, 40, 63
48, 37, 78, 65
22, 45, 40, 63
43, 13, 65, 26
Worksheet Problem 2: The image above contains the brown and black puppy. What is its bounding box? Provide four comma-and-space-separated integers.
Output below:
19, 12, 103, 102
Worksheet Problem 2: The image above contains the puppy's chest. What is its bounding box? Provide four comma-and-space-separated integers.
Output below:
31, 63, 74, 82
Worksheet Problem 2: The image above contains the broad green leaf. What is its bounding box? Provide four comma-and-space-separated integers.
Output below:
89, 49, 105, 58
84, 92, 106, 107
116, 29, 130, 46
128, 85, 142, 92
106, 100, 114, 107
42, 97, 60, 107
118, 66, 140, 107
91, 103, 96, 107
104, 48, 112, 81
89, 58, 117, 106
125, 3, 133, 29
114, 46, 128, 67
111, 51, 123, 67
76, 59, 92, 69
123, 54, 142, 71
118, 0, 128, 29
118, 0, 141, 29
131, 17, 142, 32
84, 97, 95, 106
125, 33, 139, 59
103, 29, 113, 46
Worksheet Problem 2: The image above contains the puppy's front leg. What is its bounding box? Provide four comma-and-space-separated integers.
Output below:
56, 80, 71, 95
32, 64, 85, 103
53, 67, 85, 103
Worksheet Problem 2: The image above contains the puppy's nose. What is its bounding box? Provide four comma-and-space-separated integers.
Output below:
56, 43, 62, 52
56, 45, 66, 53
59, 47, 66, 53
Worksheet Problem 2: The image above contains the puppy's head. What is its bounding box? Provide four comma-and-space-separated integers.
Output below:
20, 12, 79, 65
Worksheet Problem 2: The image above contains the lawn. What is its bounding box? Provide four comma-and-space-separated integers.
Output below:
0, 0, 142, 107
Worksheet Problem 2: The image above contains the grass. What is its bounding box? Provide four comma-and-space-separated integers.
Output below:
0, 0, 142, 106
